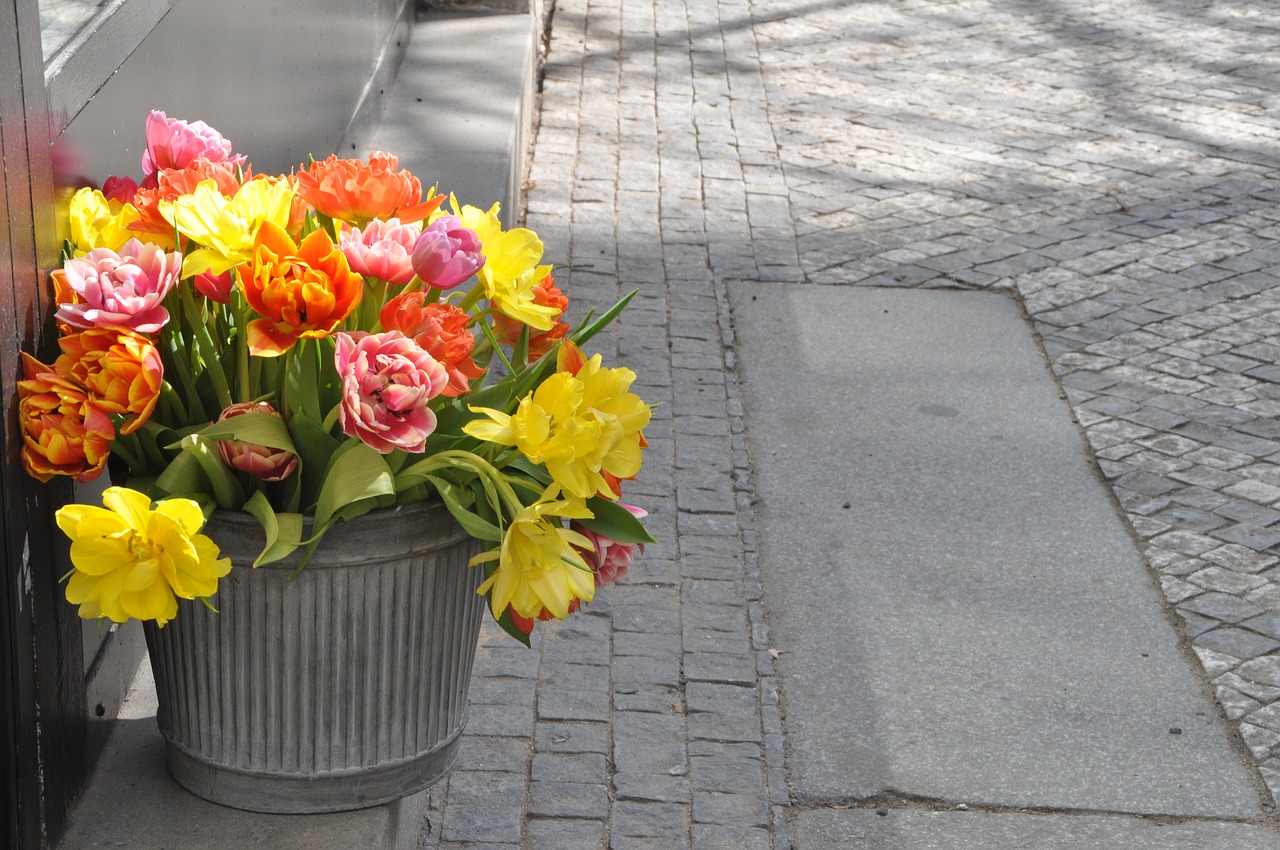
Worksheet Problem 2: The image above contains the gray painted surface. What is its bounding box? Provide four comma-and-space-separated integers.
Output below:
365, 9, 537, 227
795, 809, 1280, 849
730, 283, 1265, 816
53, 0, 411, 182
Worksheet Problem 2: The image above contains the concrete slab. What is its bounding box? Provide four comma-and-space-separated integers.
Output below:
729, 284, 1266, 817
794, 809, 1280, 849
364, 8, 537, 227
57, 662, 423, 849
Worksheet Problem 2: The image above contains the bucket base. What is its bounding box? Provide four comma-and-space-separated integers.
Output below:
161, 712, 467, 814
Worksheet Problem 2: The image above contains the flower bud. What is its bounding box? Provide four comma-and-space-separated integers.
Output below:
215, 401, 298, 482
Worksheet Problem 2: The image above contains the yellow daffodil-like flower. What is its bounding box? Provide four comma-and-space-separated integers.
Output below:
464, 345, 651, 499
67, 187, 142, 254
160, 176, 295, 277
446, 197, 559, 330
56, 487, 232, 626
471, 486, 596, 620
574, 350, 651, 491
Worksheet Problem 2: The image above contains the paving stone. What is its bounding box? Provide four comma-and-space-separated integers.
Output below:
1195, 627, 1280, 659
423, 0, 1280, 838
1181, 592, 1268, 624
1212, 524, 1280, 552
1241, 612, 1280, 642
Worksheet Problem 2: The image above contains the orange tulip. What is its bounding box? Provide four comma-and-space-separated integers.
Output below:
55, 328, 164, 435
295, 152, 444, 226
237, 220, 363, 356
379, 293, 484, 396
17, 353, 114, 483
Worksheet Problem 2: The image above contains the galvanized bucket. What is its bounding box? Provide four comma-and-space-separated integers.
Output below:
143, 500, 485, 813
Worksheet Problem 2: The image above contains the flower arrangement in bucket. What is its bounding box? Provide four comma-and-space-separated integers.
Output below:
21, 110, 655, 644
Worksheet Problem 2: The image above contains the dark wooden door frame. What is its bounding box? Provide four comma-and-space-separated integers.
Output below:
1, 1, 90, 846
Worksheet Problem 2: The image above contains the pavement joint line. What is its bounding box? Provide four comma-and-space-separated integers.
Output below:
793, 794, 1280, 826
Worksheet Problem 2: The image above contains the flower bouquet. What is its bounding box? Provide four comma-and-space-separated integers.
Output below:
22, 110, 653, 645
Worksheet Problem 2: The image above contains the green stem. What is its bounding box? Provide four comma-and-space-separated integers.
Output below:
181, 285, 233, 412
456, 279, 487, 313
165, 333, 206, 425
478, 320, 515, 377
109, 432, 143, 474
159, 381, 188, 425
234, 292, 251, 404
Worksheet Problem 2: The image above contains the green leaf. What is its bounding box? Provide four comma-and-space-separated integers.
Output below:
579, 497, 655, 544
289, 341, 324, 424
241, 491, 304, 566
494, 605, 532, 647
502, 456, 553, 487
426, 475, 503, 542
176, 435, 246, 510
312, 441, 396, 534
178, 411, 298, 453
570, 289, 637, 348
153, 449, 211, 498
288, 414, 341, 510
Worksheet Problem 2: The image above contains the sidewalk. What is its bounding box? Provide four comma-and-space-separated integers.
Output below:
58, 0, 1280, 846
419, 0, 1280, 846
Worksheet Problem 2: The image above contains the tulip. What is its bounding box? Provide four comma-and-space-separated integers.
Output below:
379, 294, 484, 396
237, 220, 363, 356
215, 402, 298, 482
335, 331, 449, 454
141, 110, 245, 181
295, 152, 441, 226
411, 215, 485, 290
194, 269, 235, 303
471, 485, 596, 621
574, 505, 647, 587
16, 353, 114, 483
55, 328, 163, 435
340, 218, 420, 285
55, 238, 181, 335
56, 487, 232, 626
67, 187, 142, 254
101, 175, 138, 205
492, 271, 569, 360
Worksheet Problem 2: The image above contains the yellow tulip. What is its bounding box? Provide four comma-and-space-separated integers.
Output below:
160, 176, 295, 277
56, 487, 232, 626
464, 351, 650, 500
446, 197, 559, 329
471, 486, 596, 620
67, 188, 141, 254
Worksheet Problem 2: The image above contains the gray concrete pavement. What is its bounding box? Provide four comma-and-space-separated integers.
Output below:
732, 284, 1264, 818
419, 0, 1280, 845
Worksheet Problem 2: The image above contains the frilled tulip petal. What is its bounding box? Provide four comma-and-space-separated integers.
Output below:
56, 487, 231, 626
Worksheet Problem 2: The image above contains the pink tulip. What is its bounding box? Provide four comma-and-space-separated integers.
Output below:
194, 269, 235, 303
576, 505, 647, 587
141, 110, 246, 179
215, 402, 298, 482
340, 218, 420, 285
410, 215, 484, 290
56, 238, 181, 335
335, 331, 449, 454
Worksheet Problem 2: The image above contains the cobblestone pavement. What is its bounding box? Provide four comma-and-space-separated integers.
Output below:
420, 0, 1280, 846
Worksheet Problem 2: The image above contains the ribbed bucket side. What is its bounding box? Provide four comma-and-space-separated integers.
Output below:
145, 501, 486, 813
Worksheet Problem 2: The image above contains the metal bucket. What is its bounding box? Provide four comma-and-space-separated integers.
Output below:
143, 500, 485, 813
